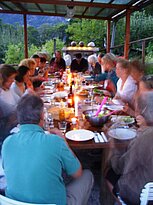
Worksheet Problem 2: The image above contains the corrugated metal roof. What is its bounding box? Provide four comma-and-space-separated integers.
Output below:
0, 0, 152, 21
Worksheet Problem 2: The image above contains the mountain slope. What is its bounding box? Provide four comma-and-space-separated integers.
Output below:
0, 14, 66, 27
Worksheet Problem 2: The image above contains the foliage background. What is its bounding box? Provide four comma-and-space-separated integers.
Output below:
0, 6, 153, 65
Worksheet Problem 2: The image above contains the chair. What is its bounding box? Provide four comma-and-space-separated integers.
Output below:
0, 194, 56, 205
140, 182, 153, 205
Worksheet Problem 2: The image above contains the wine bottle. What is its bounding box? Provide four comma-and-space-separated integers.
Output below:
67, 83, 74, 108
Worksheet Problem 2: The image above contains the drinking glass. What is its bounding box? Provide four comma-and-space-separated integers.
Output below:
58, 121, 67, 135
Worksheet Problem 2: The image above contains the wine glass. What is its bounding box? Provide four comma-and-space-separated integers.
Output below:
58, 121, 67, 135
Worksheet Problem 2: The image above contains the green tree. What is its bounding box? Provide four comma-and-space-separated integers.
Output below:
38, 23, 68, 45
28, 26, 41, 47
66, 19, 106, 48
42, 38, 65, 56
28, 44, 41, 58
4, 43, 24, 64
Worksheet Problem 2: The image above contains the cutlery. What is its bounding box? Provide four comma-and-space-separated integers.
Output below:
101, 132, 108, 142
94, 133, 99, 143
94, 132, 104, 143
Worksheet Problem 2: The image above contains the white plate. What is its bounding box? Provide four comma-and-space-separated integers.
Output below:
105, 104, 124, 111
52, 91, 68, 98
112, 99, 124, 105
108, 128, 136, 140
111, 115, 135, 125
66, 129, 94, 141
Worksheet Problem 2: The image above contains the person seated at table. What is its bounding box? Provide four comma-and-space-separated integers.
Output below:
106, 91, 153, 205
130, 59, 144, 83
94, 53, 118, 86
123, 75, 153, 117
87, 54, 101, 75
0, 64, 20, 107
34, 57, 48, 80
71, 53, 88, 73
50, 50, 66, 73
0, 64, 19, 145
0, 98, 18, 149
31, 54, 40, 69
97, 52, 105, 73
1, 94, 94, 205
113, 58, 137, 104
11, 65, 33, 97
19, 58, 43, 90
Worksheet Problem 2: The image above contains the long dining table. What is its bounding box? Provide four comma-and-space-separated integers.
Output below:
41, 77, 136, 205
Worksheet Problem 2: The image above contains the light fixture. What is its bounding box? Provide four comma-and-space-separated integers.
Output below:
66, 6, 75, 18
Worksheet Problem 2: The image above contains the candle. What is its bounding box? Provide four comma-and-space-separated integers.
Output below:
74, 96, 79, 117
71, 117, 77, 125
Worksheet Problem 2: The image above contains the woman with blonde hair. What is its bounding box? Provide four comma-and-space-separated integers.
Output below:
19, 58, 36, 77
114, 58, 137, 104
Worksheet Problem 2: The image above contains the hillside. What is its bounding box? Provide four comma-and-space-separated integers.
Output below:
0, 14, 66, 27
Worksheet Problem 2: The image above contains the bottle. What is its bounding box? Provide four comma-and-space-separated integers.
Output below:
59, 100, 65, 121
67, 83, 74, 108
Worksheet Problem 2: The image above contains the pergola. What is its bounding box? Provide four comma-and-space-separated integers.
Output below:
0, 0, 152, 59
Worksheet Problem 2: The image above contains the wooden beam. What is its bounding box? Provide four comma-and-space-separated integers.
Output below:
106, 20, 111, 53
124, 9, 131, 59
0, 9, 111, 20
1, 0, 136, 10
23, 14, 28, 58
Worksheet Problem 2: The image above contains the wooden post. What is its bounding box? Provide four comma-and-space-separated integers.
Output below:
142, 40, 145, 64
107, 20, 111, 53
124, 9, 131, 59
23, 14, 28, 58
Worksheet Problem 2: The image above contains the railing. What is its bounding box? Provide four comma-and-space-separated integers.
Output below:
109, 36, 153, 64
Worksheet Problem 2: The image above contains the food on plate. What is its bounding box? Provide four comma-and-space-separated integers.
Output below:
48, 107, 74, 120
93, 88, 103, 95
122, 116, 135, 124
77, 89, 89, 96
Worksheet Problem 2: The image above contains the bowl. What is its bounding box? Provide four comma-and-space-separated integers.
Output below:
83, 109, 109, 127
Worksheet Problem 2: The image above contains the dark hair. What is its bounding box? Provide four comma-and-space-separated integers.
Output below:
0, 64, 17, 87
130, 59, 144, 74
15, 66, 29, 83
98, 53, 105, 58
140, 75, 153, 90
17, 94, 44, 124
31, 54, 40, 59
40, 57, 46, 63
75, 53, 82, 59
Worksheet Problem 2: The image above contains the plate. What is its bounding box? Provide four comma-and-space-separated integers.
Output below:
52, 91, 68, 98
105, 104, 124, 111
66, 129, 94, 141
108, 128, 136, 140
112, 99, 124, 105
111, 115, 135, 125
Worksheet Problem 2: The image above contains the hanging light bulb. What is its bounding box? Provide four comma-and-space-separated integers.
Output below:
66, 6, 75, 18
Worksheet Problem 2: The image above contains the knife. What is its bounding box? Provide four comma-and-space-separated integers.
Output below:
94, 133, 99, 143
101, 132, 108, 142
96, 132, 104, 143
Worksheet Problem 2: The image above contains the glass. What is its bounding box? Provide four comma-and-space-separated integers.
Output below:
47, 113, 54, 128
58, 121, 67, 135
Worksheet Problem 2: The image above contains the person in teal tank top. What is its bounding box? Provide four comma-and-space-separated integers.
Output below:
2, 94, 94, 205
